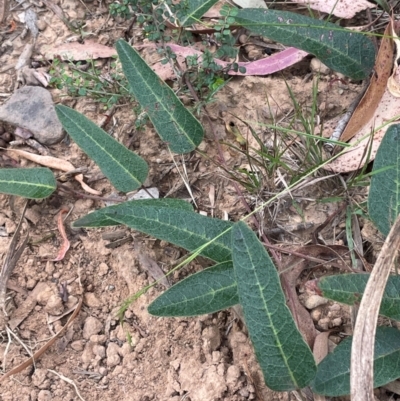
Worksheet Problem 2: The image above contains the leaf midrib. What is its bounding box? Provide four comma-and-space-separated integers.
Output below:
244, 239, 299, 387
237, 14, 364, 66
0, 179, 54, 189
117, 42, 197, 149
155, 281, 237, 315
58, 107, 141, 185
180, 0, 214, 26
106, 210, 232, 259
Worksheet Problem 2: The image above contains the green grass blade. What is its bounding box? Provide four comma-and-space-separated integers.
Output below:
116, 39, 203, 154
148, 261, 238, 316
0, 168, 56, 199
72, 198, 194, 228
312, 327, 400, 396
56, 105, 148, 192
368, 124, 400, 236
318, 273, 400, 321
235, 9, 375, 80
74, 200, 232, 262
179, 0, 220, 26
232, 222, 316, 391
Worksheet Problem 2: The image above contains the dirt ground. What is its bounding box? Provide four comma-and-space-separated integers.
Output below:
0, 1, 389, 401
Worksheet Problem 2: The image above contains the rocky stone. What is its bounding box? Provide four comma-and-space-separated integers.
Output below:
70, 340, 85, 351
35, 285, 53, 305
226, 365, 241, 387
310, 58, 331, 75
26, 278, 37, 290
93, 344, 106, 358
119, 342, 132, 357
44, 294, 64, 315
84, 292, 101, 308
83, 316, 103, 339
0, 86, 64, 145
32, 369, 50, 389
81, 342, 95, 363
90, 334, 107, 344
106, 342, 121, 367
202, 325, 221, 352
303, 294, 329, 310
37, 390, 52, 401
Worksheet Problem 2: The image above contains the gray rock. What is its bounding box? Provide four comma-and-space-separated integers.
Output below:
0, 86, 64, 145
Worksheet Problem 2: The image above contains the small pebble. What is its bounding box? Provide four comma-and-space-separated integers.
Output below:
70, 340, 84, 351
304, 294, 329, 310
83, 316, 103, 339
310, 58, 331, 75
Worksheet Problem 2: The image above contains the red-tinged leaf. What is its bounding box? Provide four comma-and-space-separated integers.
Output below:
51, 208, 70, 262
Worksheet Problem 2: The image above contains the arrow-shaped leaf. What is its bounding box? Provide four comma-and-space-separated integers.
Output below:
312, 326, 400, 396
148, 261, 238, 316
235, 9, 375, 80
74, 200, 232, 263
318, 273, 400, 321
368, 124, 400, 236
232, 221, 316, 391
0, 168, 56, 199
73, 198, 194, 228
116, 40, 204, 154
56, 105, 148, 193
179, 0, 220, 26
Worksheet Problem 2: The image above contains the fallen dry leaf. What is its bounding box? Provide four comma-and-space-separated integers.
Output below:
325, 20, 400, 173
290, 0, 375, 19
153, 43, 307, 79
18, 66, 51, 87
50, 207, 70, 262
135, 243, 170, 288
280, 244, 352, 347
7, 149, 101, 195
336, 22, 394, 145
39, 40, 117, 61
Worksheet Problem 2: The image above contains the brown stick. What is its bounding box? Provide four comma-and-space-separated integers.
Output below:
351, 214, 400, 401
0, 201, 29, 331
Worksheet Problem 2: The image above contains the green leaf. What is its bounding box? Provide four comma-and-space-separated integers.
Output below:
318, 273, 400, 321
72, 198, 194, 228
235, 9, 375, 80
55, 105, 148, 193
312, 327, 400, 396
179, 0, 220, 26
74, 200, 233, 263
232, 222, 316, 391
148, 261, 238, 316
116, 40, 203, 154
0, 168, 56, 199
368, 124, 400, 236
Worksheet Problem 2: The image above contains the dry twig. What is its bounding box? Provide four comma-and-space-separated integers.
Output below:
351, 214, 400, 401
0, 201, 29, 331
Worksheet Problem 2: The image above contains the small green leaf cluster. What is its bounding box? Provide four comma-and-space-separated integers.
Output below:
49, 58, 130, 110
109, 0, 184, 41
214, 5, 238, 60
